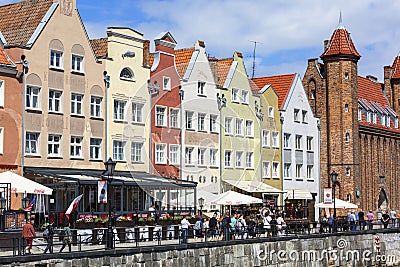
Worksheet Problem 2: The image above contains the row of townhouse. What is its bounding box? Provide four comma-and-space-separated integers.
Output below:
0, 0, 319, 220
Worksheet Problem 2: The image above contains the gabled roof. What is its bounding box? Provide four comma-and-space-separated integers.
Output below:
251, 74, 296, 109
321, 27, 361, 59
358, 76, 387, 107
0, 46, 13, 66
0, 0, 54, 47
174, 47, 194, 77
90, 38, 108, 58
392, 56, 400, 79
209, 57, 233, 88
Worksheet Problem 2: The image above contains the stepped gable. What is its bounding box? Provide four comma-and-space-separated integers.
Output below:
251, 74, 296, 109
392, 55, 400, 79
0, 0, 53, 47
321, 24, 361, 59
174, 47, 194, 78
90, 38, 108, 58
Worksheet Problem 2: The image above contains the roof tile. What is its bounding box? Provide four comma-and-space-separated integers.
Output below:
321, 28, 361, 59
0, 46, 13, 65
90, 38, 108, 58
209, 58, 233, 88
391, 56, 400, 79
174, 47, 194, 77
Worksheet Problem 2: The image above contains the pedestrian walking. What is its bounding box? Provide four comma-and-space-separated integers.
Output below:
193, 217, 204, 241
382, 211, 390, 229
367, 210, 374, 230
222, 212, 231, 241
43, 221, 55, 254
390, 209, 397, 228
209, 213, 218, 241
358, 210, 366, 230
59, 223, 72, 253
22, 218, 36, 254
180, 216, 190, 244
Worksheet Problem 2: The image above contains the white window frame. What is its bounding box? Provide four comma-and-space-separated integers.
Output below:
132, 103, 144, 123
225, 117, 233, 135
71, 54, 84, 73
272, 131, 279, 148
262, 130, 270, 147
306, 136, 313, 151
163, 76, 171, 91
0, 80, 4, 107
198, 113, 206, 132
346, 167, 351, 176
155, 106, 167, 127
48, 134, 61, 157
358, 108, 362, 121
387, 116, 391, 127
210, 149, 218, 166
26, 86, 41, 110
224, 150, 233, 168
295, 135, 302, 150
302, 110, 308, 123
241, 90, 249, 104
268, 106, 274, 118
235, 151, 243, 168
307, 165, 313, 180
262, 161, 270, 178
131, 142, 143, 163
198, 148, 206, 166
284, 163, 291, 178
272, 162, 279, 178
296, 164, 302, 179
197, 81, 205, 95
185, 147, 194, 165
232, 88, 239, 103
26, 132, 40, 156
155, 143, 167, 164
284, 133, 291, 149
294, 108, 300, 122
70, 136, 83, 159
186, 111, 194, 130
90, 138, 102, 160
372, 113, 377, 124
246, 152, 254, 169
113, 100, 126, 121
367, 112, 372, 123
71, 93, 83, 116
90, 96, 102, 118
210, 115, 218, 133
50, 50, 63, 69
169, 144, 180, 165
235, 118, 244, 136
49, 89, 62, 113
112, 140, 126, 161
169, 108, 179, 128
245, 120, 254, 137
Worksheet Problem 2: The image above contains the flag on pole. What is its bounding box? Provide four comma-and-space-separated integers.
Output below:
65, 194, 83, 219
24, 195, 36, 211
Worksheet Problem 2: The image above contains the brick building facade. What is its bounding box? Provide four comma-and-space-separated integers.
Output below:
303, 22, 400, 212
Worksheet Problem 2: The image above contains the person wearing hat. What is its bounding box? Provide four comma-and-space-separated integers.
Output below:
22, 218, 36, 254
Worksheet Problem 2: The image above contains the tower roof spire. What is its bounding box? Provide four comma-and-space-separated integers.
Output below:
337, 11, 345, 29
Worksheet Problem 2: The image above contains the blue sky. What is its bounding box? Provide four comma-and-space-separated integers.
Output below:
2, 0, 400, 81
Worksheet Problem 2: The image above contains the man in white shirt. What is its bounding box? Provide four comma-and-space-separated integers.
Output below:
180, 217, 191, 244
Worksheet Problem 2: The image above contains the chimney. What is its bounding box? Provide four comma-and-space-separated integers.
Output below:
324, 40, 330, 51
198, 40, 205, 48
366, 75, 378, 83
143, 40, 150, 68
236, 52, 243, 58
384, 65, 393, 105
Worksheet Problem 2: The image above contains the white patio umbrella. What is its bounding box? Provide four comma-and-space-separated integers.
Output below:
0, 171, 53, 195
315, 198, 358, 209
210, 190, 263, 205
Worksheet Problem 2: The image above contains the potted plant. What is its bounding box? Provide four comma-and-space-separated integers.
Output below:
173, 215, 183, 225
147, 217, 155, 226
158, 216, 172, 226
115, 215, 134, 228
138, 217, 146, 226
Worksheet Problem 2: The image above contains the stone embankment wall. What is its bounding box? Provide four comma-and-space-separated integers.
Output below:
2, 230, 400, 267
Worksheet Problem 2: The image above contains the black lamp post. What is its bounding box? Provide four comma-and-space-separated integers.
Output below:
22, 196, 30, 209
103, 157, 116, 249
0, 196, 6, 231
330, 171, 338, 232
198, 197, 204, 216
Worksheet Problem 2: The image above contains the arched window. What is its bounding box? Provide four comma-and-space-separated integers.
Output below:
120, 68, 135, 81
346, 167, 351, 176
345, 104, 349, 112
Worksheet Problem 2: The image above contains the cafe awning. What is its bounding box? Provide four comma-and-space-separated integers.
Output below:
0, 171, 53, 195
223, 179, 283, 194
284, 190, 313, 200
210, 191, 263, 205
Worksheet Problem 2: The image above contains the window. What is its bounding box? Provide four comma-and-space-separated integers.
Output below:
127, 103, 140, 123
268, 107, 274, 118
395, 118, 399, 128
26, 132, 39, 155
272, 131, 279, 148
210, 115, 218, 133
163, 76, 171, 91
294, 109, 300, 122
386, 116, 391, 127
344, 72, 349, 79
358, 108, 362, 121
272, 162, 279, 178
156, 106, 166, 126
372, 113, 377, 124
198, 113, 206, 131
71, 93, 83, 115
90, 96, 102, 118
367, 112, 371, 123
232, 88, 239, 102
302, 110, 308, 123
241, 90, 249, 103
169, 145, 179, 165
50, 50, 63, 69
307, 165, 313, 179
120, 68, 134, 80
246, 152, 253, 168
90, 138, 102, 160
224, 150, 233, 167
185, 147, 194, 165
186, 111, 194, 129
306, 136, 313, 151
26, 86, 40, 110
129, 142, 142, 163
284, 163, 290, 178
155, 144, 167, 164
311, 90, 316, 99
198, 81, 205, 95
169, 108, 179, 128
0, 80, 4, 107
262, 130, 270, 147
71, 55, 84, 72
236, 151, 243, 168
70, 136, 83, 158
346, 167, 351, 176
262, 162, 270, 178
284, 133, 291, 148
112, 140, 125, 161
48, 134, 61, 157
344, 104, 349, 112
113, 100, 126, 121
345, 133, 350, 142
225, 117, 233, 135
296, 164, 302, 178
198, 148, 206, 166
0, 128, 3, 154
245, 120, 254, 137
295, 135, 302, 150
235, 118, 244, 136
210, 149, 217, 166
381, 115, 386, 126
49, 89, 62, 113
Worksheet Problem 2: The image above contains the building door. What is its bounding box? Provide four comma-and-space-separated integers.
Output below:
378, 188, 388, 211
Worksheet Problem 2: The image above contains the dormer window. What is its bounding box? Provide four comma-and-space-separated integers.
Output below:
358, 108, 362, 121
381, 115, 385, 126
372, 113, 377, 124
395, 118, 399, 128
366, 112, 371, 123
386, 116, 391, 127
120, 68, 135, 81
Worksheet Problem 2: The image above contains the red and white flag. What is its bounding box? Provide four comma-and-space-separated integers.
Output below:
24, 195, 36, 211
65, 194, 83, 219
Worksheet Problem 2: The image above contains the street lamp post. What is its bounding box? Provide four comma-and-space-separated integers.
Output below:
198, 197, 204, 216
255, 101, 264, 183
330, 171, 338, 232
217, 93, 227, 196
103, 157, 116, 249
0, 196, 6, 231
148, 80, 160, 175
